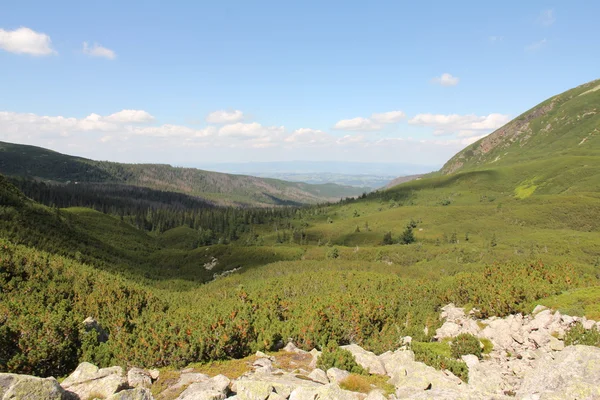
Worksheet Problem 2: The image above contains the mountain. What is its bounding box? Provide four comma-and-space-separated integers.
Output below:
0, 141, 368, 206
441, 79, 600, 187
384, 174, 424, 189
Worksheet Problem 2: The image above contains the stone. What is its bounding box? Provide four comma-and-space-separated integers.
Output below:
527, 310, 553, 332
288, 386, 318, 400
148, 369, 160, 381
390, 361, 463, 397
309, 349, 321, 370
0, 373, 69, 400
61, 362, 128, 400
232, 380, 274, 400
128, 367, 152, 389
517, 345, 600, 398
253, 358, 274, 374
532, 305, 549, 315
379, 349, 414, 378
256, 351, 269, 358
317, 383, 362, 400
283, 343, 307, 355
106, 388, 154, 400
434, 321, 461, 339
307, 369, 329, 384
340, 344, 386, 375
326, 368, 350, 384
439, 304, 467, 322
548, 336, 564, 351
365, 390, 387, 400
267, 393, 287, 400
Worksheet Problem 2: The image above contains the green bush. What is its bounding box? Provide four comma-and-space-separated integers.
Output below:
451, 333, 482, 359
316, 344, 367, 374
412, 341, 468, 382
564, 322, 600, 347
326, 247, 340, 259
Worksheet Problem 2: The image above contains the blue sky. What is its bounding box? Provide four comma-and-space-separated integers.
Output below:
1, 1, 599, 167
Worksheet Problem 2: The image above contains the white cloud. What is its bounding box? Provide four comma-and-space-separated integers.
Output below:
333, 117, 381, 131
0, 27, 56, 56
538, 9, 555, 26
105, 109, 154, 123
83, 42, 116, 60
525, 39, 547, 52
370, 111, 406, 124
431, 73, 460, 87
285, 128, 330, 145
409, 113, 511, 136
218, 122, 284, 139
128, 124, 215, 138
206, 110, 244, 124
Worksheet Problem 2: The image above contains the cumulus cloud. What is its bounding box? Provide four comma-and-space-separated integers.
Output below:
371, 111, 406, 124
218, 122, 284, 139
538, 9, 555, 26
333, 117, 381, 131
408, 113, 511, 136
285, 128, 330, 145
127, 124, 216, 138
105, 109, 155, 123
333, 110, 405, 132
83, 42, 116, 60
0, 27, 56, 56
431, 73, 460, 87
206, 110, 244, 124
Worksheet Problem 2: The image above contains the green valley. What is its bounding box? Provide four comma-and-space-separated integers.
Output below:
1, 79, 600, 384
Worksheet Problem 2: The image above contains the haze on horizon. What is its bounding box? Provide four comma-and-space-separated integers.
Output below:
1, 1, 598, 169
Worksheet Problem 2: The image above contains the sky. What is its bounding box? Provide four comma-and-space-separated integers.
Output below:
1, 1, 599, 168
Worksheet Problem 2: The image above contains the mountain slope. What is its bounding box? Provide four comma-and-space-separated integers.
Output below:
0, 141, 368, 206
442, 79, 600, 175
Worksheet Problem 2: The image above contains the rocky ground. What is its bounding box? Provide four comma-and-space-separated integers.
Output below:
2, 304, 600, 400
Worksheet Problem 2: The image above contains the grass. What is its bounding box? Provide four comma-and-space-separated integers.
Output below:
535, 286, 600, 320
339, 374, 395, 395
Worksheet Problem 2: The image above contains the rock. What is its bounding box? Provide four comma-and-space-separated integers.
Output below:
435, 321, 461, 339
61, 362, 128, 400
283, 343, 307, 355
177, 375, 230, 400
309, 349, 321, 370
582, 318, 596, 330
235, 374, 322, 399
0, 373, 69, 400
460, 355, 479, 368
532, 305, 549, 315
128, 368, 152, 389
106, 388, 154, 400
517, 345, 600, 398
289, 384, 361, 400
232, 380, 274, 400
288, 386, 318, 400
548, 336, 564, 351
317, 383, 362, 400
307, 369, 329, 384
148, 369, 160, 381
440, 304, 467, 322
253, 358, 274, 374
256, 351, 269, 358
528, 330, 551, 348
527, 310, 553, 332
326, 368, 350, 384
401, 336, 412, 346
340, 344, 386, 375
390, 361, 463, 397
267, 393, 287, 400
379, 349, 414, 378
365, 390, 387, 400
465, 361, 505, 395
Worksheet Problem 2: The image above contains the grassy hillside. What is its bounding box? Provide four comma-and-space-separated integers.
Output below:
0, 141, 368, 206
442, 79, 600, 175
